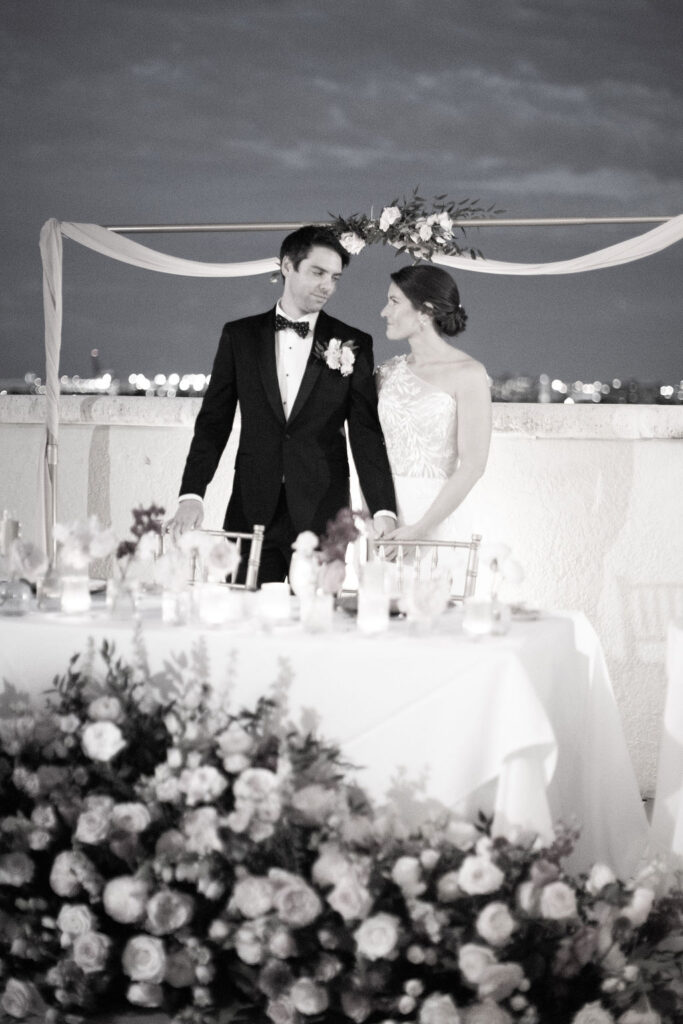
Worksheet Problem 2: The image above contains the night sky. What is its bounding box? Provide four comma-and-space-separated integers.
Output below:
2, 0, 681, 383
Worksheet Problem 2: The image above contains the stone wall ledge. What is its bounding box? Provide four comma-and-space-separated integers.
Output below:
2, 393, 683, 440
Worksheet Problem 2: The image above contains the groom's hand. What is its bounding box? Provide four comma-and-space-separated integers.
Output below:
372, 514, 396, 540
167, 499, 204, 545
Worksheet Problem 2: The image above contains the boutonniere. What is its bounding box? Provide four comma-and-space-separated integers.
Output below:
314, 337, 357, 377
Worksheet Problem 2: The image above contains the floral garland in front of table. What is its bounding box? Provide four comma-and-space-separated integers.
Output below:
1, 641, 682, 1024
330, 189, 502, 263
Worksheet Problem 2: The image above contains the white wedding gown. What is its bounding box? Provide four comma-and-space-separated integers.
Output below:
377, 355, 476, 578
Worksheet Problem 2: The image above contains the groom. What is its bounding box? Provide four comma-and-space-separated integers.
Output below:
168, 224, 397, 584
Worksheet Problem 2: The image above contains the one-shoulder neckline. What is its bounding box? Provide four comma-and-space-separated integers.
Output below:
400, 355, 457, 406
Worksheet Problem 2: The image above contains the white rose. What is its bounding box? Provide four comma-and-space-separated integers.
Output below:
56, 903, 97, 938
1, 979, 36, 1019
586, 863, 617, 895
571, 1004, 616, 1024
312, 844, 352, 887
458, 856, 505, 896
269, 869, 322, 928
234, 767, 279, 802
72, 931, 112, 973
146, 889, 194, 934
127, 982, 164, 1007
340, 346, 355, 376
233, 875, 274, 918
419, 992, 460, 1024
458, 943, 497, 985
461, 1001, 512, 1024
327, 870, 373, 921
417, 221, 433, 242
445, 821, 479, 850
81, 720, 126, 762
475, 902, 517, 947
420, 849, 440, 871
103, 875, 150, 924
621, 887, 654, 928
75, 805, 111, 844
379, 206, 401, 232
87, 696, 123, 722
268, 927, 297, 959
0, 852, 35, 887
339, 231, 365, 255
49, 850, 97, 898
437, 211, 454, 234
216, 722, 254, 772
290, 977, 329, 1015
179, 764, 228, 806
235, 922, 263, 965
182, 806, 223, 854
392, 856, 425, 897
539, 881, 578, 920
477, 963, 524, 1002
436, 870, 461, 903
226, 802, 253, 834
292, 531, 318, 555
111, 802, 152, 834
122, 935, 167, 983
354, 912, 400, 961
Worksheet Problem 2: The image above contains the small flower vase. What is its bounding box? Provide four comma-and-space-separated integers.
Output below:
60, 575, 91, 615
162, 589, 191, 626
462, 596, 511, 637
36, 564, 62, 611
0, 575, 32, 616
288, 551, 319, 599
300, 589, 334, 633
106, 578, 140, 620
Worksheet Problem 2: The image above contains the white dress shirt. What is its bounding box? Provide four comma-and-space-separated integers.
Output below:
274, 302, 317, 418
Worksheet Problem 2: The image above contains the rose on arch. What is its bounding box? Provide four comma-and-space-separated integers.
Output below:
103, 875, 150, 924
353, 912, 400, 961
145, 889, 195, 935
72, 931, 112, 974
339, 231, 365, 255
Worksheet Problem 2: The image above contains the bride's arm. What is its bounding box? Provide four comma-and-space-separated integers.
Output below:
387, 362, 492, 540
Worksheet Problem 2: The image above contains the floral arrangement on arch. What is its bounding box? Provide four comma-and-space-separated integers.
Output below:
1, 640, 683, 1024
330, 189, 502, 263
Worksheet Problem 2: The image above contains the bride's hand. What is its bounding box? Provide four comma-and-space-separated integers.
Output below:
376, 523, 424, 561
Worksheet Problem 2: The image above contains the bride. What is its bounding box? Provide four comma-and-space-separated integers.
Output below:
376, 264, 491, 546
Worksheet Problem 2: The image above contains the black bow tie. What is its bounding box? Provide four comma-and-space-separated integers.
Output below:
275, 314, 310, 338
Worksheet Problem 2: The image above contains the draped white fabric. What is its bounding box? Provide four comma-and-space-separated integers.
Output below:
38, 214, 683, 554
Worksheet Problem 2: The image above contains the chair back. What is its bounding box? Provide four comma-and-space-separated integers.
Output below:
160, 525, 265, 590
369, 533, 482, 602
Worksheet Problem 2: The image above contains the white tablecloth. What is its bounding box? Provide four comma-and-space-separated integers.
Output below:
0, 603, 648, 876
651, 621, 683, 865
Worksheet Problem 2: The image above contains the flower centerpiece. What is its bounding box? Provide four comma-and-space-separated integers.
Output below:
290, 508, 361, 629
53, 517, 118, 613
0, 539, 48, 616
330, 188, 502, 263
1, 642, 682, 1024
109, 504, 166, 617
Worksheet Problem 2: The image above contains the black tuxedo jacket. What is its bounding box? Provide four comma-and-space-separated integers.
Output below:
179, 307, 396, 536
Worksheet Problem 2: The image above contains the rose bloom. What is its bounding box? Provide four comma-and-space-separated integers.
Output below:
437, 869, 461, 903
122, 935, 167, 983
268, 927, 297, 959
31, 804, 57, 830
540, 881, 578, 920
477, 963, 524, 1002
216, 722, 254, 773
458, 856, 505, 896
392, 856, 425, 897
234, 767, 279, 803
341, 989, 373, 1023
476, 903, 517, 947
267, 995, 298, 1024
354, 912, 400, 961
57, 903, 97, 939
49, 850, 97, 898
571, 1003, 616, 1024
28, 829, 52, 851
103, 876, 150, 924
233, 875, 274, 918
379, 205, 401, 232
270, 869, 322, 928
72, 931, 112, 974
585, 863, 617, 896
458, 944, 498, 985
339, 231, 366, 255
81, 720, 126, 762
291, 783, 339, 825
328, 870, 373, 922
340, 348, 355, 376
312, 843, 352, 887
75, 805, 111, 845
87, 695, 123, 722
146, 889, 194, 935
235, 923, 264, 965
111, 802, 152, 834
155, 828, 186, 859
165, 949, 195, 988
1, 978, 35, 1019
127, 982, 164, 1008
180, 764, 228, 806
621, 887, 655, 928
0, 852, 34, 887
290, 977, 329, 1015
461, 1001, 513, 1024
182, 806, 223, 855
419, 992, 460, 1024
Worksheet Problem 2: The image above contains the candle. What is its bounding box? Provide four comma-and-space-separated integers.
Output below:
60, 576, 91, 615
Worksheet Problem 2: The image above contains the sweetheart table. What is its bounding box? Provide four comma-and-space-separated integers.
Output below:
0, 602, 648, 877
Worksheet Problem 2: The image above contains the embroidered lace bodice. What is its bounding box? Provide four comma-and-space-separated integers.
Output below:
377, 355, 458, 479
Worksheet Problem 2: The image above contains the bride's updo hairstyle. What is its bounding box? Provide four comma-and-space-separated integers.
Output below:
391, 265, 468, 336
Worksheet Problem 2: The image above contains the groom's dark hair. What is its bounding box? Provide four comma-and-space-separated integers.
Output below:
279, 225, 350, 271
